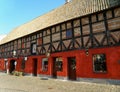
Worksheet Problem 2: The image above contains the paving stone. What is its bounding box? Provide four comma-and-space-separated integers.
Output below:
0, 73, 120, 92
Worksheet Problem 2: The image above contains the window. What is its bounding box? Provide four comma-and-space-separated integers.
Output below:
93, 54, 107, 73
42, 58, 48, 71
31, 43, 37, 55
55, 57, 63, 71
66, 29, 72, 38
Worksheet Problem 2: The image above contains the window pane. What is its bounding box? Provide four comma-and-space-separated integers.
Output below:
93, 54, 107, 73
55, 57, 63, 71
66, 29, 72, 38
42, 58, 48, 71
31, 43, 37, 55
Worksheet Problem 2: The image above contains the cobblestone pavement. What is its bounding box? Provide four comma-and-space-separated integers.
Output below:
0, 73, 120, 92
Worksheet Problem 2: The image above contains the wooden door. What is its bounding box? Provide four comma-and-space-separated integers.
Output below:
9, 60, 15, 73
53, 58, 57, 78
33, 59, 38, 76
68, 57, 76, 80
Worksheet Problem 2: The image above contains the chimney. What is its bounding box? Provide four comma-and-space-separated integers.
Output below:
65, 0, 71, 3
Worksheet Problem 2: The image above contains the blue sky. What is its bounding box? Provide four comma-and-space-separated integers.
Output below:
0, 0, 65, 35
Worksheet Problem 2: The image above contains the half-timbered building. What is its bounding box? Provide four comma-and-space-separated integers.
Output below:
0, 0, 120, 81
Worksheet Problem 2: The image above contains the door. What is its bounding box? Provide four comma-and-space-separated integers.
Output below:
68, 57, 76, 80
53, 59, 57, 78
4, 61, 8, 72
33, 59, 38, 76
9, 60, 16, 73
52, 58, 57, 78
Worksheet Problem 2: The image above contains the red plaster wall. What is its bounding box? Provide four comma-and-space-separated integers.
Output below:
46, 46, 120, 80
0, 46, 120, 80
24, 57, 34, 74
75, 46, 120, 79
0, 59, 5, 71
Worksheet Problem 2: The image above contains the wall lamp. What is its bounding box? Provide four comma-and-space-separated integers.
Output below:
85, 48, 89, 56
45, 50, 50, 58
13, 50, 16, 57
24, 56, 28, 61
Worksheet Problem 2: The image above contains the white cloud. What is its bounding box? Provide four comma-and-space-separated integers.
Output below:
0, 34, 6, 41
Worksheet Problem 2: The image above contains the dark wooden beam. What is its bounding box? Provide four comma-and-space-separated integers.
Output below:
80, 18, 84, 48
89, 15, 94, 47
103, 11, 110, 46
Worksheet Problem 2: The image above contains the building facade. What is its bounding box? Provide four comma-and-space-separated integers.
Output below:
0, 0, 120, 80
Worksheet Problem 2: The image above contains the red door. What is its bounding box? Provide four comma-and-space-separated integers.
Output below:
33, 59, 38, 76
68, 57, 76, 80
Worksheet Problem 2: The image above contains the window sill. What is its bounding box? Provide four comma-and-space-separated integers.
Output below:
93, 71, 107, 74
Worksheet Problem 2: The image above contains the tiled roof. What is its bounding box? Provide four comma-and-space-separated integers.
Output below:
0, 0, 120, 44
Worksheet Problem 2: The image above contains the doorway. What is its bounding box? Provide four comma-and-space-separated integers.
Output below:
53, 58, 57, 78
9, 60, 16, 73
33, 59, 38, 76
4, 61, 8, 73
68, 57, 76, 80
